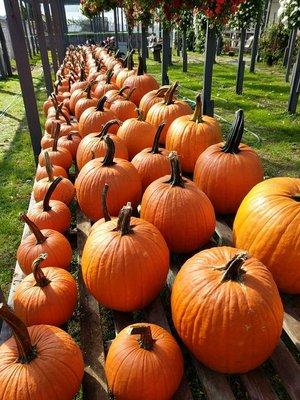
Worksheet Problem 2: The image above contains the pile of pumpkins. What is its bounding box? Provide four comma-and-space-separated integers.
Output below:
0, 44, 299, 400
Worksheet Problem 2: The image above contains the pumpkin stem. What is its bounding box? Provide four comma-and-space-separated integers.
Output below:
222, 109, 244, 154
137, 55, 146, 76
118, 86, 130, 96
52, 122, 61, 152
292, 193, 300, 202
156, 86, 170, 97
80, 67, 86, 82
32, 253, 51, 287
102, 135, 116, 166
20, 214, 47, 244
0, 303, 37, 364
127, 50, 134, 70
136, 108, 144, 121
55, 102, 63, 120
96, 96, 107, 112
101, 183, 111, 222
129, 325, 155, 351
43, 177, 63, 212
85, 81, 93, 99
192, 94, 203, 123
150, 123, 165, 154
67, 131, 77, 141
126, 87, 136, 101
45, 151, 54, 182
105, 69, 113, 84
59, 108, 71, 125
116, 203, 133, 236
165, 82, 179, 106
166, 151, 185, 188
96, 120, 121, 139
221, 252, 248, 282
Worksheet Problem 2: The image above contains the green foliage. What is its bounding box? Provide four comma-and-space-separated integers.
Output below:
278, 0, 300, 29
230, 0, 264, 29
194, 13, 207, 53
259, 23, 289, 66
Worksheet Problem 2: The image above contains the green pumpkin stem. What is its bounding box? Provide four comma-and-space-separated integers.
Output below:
96, 96, 107, 112
167, 151, 185, 188
43, 177, 63, 212
32, 253, 51, 287
221, 252, 248, 282
52, 123, 61, 152
129, 325, 155, 351
45, 151, 54, 182
192, 94, 203, 124
102, 135, 116, 166
20, 214, 47, 244
101, 184, 111, 222
165, 82, 178, 106
137, 56, 145, 76
150, 123, 165, 154
0, 303, 37, 364
97, 120, 121, 139
116, 203, 133, 236
222, 109, 244, 154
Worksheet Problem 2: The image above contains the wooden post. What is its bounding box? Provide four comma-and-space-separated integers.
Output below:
141, 23, 148, 71
250, 16, 262, 73
59, 0, 69, 48
32, 0, 53, 95
50, 0, 65, 64
287, 48, 300, 114
236, 28, 246, 95
3, 0, 42, 163
121, 8, 124, 42
283, 31, 293, 67
161, 26, 170, 85
25, 1, 36, 56
176, 29, 181, 57
285, 27, 297, 83
0, 23, 12, 76
202, 22, 216, 116
182, 27, 187, 72
113, 7, 119, 49
43, 0, 59, 73
19, 0, 32, 58
0, 53, 6, 78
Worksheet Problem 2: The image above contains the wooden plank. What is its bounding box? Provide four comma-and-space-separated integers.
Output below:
214, 219, 233, 246
77, 209, 109, 400
270, 340, 300, 400
283, 295, 300, 350
241, 369, 278, 400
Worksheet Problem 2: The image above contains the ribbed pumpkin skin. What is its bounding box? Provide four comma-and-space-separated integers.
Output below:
33, 177, 75, 205
76, 133, 128, 170
17, 229, 72, 275
78, 106, 117, 137
27, 201, 71, 233
82, 217, 169, 311
146, 101, 192, 144
35, 165, 68, 181
139, 89, 164, 118
110, 99, 137, 122
117, 119, 156, 160
140, 177, 216, 253
38, 147, 73, 170
105, 323, 184, 400
0, 325, 84, 400
75, 97, 97, 121
166, 114, 222, 173
171, 246, 283, 373
69, 87, 88, 113
57, 133, 81, 159
233, 177, 300, 293
115, 68, 135, 88
194, 142, 264, 214
75, 158, 142, 221
13, 267, 77, 326
123, 74, 159, 106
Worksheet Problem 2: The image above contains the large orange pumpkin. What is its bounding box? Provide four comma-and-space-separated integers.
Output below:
57, 131, 81, 160
105, 323, 184, 400
115, 51, 136, 88
140, 152, 215, 253
193, 109, 264, 214
75, 135, 142, 221
139, 86, 170, 118
233, 177, 300, 293
166, 94, 222, 173
82, 203, 169, 310
74, 83, 98, 120
93, 69, 118, 99
0, 303, 84, 400
13, 253, 77, 327
146, 82, 192, 144
39, 128, 73, 171
109, 88, 137, 122
171, 246, 283, 373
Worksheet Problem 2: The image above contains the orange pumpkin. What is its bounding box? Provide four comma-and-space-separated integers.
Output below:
57, 131, 81, 159
194, 110, 264, 214
140, 152, 215, 253
28, 177, 71, 233
93, 69, 118, 99
13, 253, 77, 327
89, 183, 116, 234
109, 88, 137, 122
139, 86, 170, 118
131, 123, 171, 192
105, 85, 130, 108
70, 67, 87, 93
74, 84, 98, 120
146, 82, 192, 144
233, 177, 300, 294
76, 135, 141, 221
115, 51, 136, 88
17, 214, 72, 275
171, 247, 283, 373
76, 120, 128, 170
0, 303, 84, 400
123, 56, 159, 106
35, 163, 68, 182
82, 203, 169, 310
106, 323, 184, 400
166, 94, 222, 173
69, 84, 90, 114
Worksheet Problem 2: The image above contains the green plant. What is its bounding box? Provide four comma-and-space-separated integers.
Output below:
259, 23, 289, 66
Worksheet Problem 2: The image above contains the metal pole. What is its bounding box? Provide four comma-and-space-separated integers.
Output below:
182, 27, 187, 72
161, 26, 170, 85
236, 28, 246, 95
0, 23, 12, 76
50, 0, 65, 64
19, 0, 32, 58
25, 1, 36, 55
121, 8, 124, 42
250, 16, 262, 73
287, 48, 299, 114
113, 7, 118, 49
32, 0, 53, 95
59, 0, 69, 47
202, 22, 216, 116
285, 27, 297, 82
43, 0, 59, 73
3, 0, 42, 163
283, 33, 292, 67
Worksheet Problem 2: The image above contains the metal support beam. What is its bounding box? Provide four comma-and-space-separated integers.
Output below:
25, 1, 36, 56
50, 0, 65, 64
161, 27, 170, 85
19, 0, 32, 58
113, 7, 118, 49
3, 0, 42, 163
59, 0, 69, 47
236, 28, 246, 95
43, 0, 59, 73
202, 22, 216, 116
0, 23, 12, 76
285, 27, 297, 83
287, 48, 300, 114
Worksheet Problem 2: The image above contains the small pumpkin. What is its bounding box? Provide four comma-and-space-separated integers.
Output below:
93, 69, 118, 99
105, 85, 130, 108
70, 67, 87, 93
110, 88, 137, 122
233, 177, 300, 294
166, 94, 222, 173
106, 323, 184, 400
0, 303, 84, 400
139, 86, 170, 118
74, 83, 98, 120
171, 247, 283, 373
194, 109, 264, 214
141, 152, 216, 253
82, 203, 169, 310
57, 131, 81, 159
75, 135, 141, 221
115, 51, 136, 88
35, 163, 68, 182
13, 253, 77, 327
17, 214, 72, 275
131, 123, 171, 192
69, 84, 90, 114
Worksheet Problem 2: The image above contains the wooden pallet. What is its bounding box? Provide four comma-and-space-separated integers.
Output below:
1, 200, 300, 400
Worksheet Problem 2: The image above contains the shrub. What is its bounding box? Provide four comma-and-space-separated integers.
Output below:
259, 23, 289, 66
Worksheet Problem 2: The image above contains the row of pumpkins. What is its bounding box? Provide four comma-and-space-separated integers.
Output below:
0, 44, 299, 400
